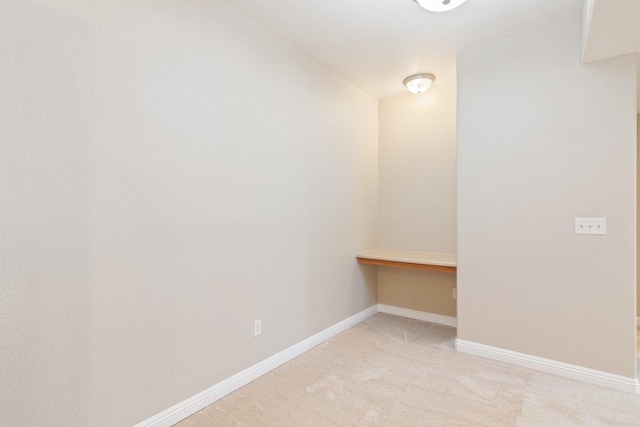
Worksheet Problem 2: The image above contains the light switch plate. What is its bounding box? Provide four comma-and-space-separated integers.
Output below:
575, 218, 606, 235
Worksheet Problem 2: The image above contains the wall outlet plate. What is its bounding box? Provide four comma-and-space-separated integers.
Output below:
575, 218, 606, 235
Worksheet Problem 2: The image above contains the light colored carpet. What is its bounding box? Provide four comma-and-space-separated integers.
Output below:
177, 313, 640, 426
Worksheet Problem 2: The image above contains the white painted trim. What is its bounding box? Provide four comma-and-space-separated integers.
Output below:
134, 305, 378, 427
378, 304, 457, 328
455, 339, 640, 395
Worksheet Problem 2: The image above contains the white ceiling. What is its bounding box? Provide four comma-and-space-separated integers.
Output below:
222, 0, 584, 99
582, 0, 640, 63
582, 0, 640, 108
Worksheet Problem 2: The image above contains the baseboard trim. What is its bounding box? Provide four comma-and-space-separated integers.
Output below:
377, 304, 457, 328
455, 339, 640, 394
134, 305, 378, 427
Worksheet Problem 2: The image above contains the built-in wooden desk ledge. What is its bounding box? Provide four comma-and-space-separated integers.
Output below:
356, 249, 457, 273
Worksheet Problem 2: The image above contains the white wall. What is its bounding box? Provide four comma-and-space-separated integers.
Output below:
457, 17, 637, 377
0, 1, 378, 425
377, 84, 457, 316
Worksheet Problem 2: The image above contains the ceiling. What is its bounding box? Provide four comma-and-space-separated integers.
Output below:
582, 0, 640, 109
582, 0, 640, 63
222, 0, 640, 107
222, 0, 584, 99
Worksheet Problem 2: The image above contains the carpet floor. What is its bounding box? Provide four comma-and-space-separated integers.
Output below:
177, 313, 640, 426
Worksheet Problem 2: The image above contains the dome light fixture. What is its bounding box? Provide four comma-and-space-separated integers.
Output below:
413, 0, 468, 12
403, 73, 436, 94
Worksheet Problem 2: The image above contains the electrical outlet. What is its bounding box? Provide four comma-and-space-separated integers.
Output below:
575, 218, 606, 235
254, 319, 262, 337
452, 288, 457, 299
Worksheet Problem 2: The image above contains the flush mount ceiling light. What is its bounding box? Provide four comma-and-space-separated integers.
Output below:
412, 0, 468, 12
403, 73, 436, 94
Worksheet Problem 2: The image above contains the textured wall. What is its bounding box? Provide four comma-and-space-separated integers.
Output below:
0, 1, 378, 425
457, 17, 637, 377
377, 84, 457, 316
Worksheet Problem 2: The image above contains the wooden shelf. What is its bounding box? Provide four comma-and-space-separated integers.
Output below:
356, 249, 457, 273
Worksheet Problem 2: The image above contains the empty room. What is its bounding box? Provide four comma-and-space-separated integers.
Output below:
2, 0, 640, 425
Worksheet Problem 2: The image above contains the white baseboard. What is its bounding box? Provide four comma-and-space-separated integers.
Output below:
132, 307, 640, 426
455, 339, 640, 395
377, 304, 457, 328
134, 305, 378, 427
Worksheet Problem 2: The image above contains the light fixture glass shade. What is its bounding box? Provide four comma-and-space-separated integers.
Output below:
403, 73, 435, 94
414, 0, 468, 12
